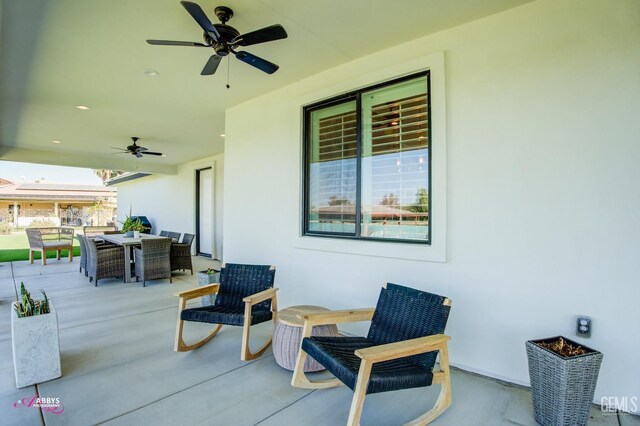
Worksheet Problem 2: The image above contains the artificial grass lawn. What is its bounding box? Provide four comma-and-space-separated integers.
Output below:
0, 233, 80, 262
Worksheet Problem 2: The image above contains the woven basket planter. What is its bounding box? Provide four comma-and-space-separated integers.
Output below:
197, 270, 220, 306
526, 336, 603, 426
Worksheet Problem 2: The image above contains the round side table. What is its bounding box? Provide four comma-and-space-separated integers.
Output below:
273, 305, 339, 372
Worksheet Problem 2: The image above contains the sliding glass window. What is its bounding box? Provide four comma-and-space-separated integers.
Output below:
304, 72, 431, 244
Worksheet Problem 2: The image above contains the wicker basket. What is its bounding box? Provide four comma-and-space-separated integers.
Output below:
526, 336, 603, 426
197, 270, 220, 306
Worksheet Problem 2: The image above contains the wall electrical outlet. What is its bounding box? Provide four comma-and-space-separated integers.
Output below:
576, 317, 592, 337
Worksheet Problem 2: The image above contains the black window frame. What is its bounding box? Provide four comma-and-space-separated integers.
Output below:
302, 71, 432, 245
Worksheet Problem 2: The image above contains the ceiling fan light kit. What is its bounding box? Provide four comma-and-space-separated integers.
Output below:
146, 1, 288, 78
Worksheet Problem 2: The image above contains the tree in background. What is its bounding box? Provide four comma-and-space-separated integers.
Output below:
328, 195, 353, 206
88, 198, 116, 226
93, 169, 124, 184
406, 187, 429, 221
380, 193, 399, 206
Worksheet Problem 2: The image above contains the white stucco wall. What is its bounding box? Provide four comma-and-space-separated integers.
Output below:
115, 154, 224, 259
224, 0, 640, 408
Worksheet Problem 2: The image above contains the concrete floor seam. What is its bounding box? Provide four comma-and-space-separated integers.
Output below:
252, 389, 317, 426
96, 355, 271, 424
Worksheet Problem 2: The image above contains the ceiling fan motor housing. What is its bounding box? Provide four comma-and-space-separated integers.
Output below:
203, 24, 240, 56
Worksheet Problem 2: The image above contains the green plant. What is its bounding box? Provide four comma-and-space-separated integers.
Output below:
28, 218, 57, 228
0, 221, 12, 235
14, 282, 50, 318
206, 268, 219, 275
119, 207, 143, 232
129, 219, 147, 232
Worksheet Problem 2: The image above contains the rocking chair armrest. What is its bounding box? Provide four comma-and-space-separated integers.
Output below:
243, 287, 278, 305
297, 308, 375, 326
174, 284, 220, 300
355, 334, 451, 363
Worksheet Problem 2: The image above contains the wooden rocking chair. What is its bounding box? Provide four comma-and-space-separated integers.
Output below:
174, 263, 277, 361
291, 283, 452, 425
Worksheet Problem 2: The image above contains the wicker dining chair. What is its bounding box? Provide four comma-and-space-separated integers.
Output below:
77, 234, 89, 275
85, 238, 125, 287
77, 235, 116, 277
170, 233, 195, 275
133, 238, 172, 287
159, 230, 181, 241
174, 263, 278, 360
291, 283, 453, 426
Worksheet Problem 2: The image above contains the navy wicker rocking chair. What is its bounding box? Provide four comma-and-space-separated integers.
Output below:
291, 283, 452, 425
174, 263, 278, 361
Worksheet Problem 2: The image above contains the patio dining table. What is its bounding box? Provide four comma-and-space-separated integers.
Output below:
99, 233, 168, 283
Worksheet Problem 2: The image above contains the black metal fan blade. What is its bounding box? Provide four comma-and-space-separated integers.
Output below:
180, 1, 220, 41
232, 24, 287, 47
147, 39, 209, 47
135, 153, 144, 158
235, 51, 279, 74
201, 55, 222, 75
137, 146, 148, 152
143, 151, 163, 156
111, 146, 128, 151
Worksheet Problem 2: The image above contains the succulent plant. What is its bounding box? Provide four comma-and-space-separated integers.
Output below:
14, 282, 50, 318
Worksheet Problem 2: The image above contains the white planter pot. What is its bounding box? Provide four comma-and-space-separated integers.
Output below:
133, 231, 140, 238
197, 270, 220, 306
11, 301, 61, 388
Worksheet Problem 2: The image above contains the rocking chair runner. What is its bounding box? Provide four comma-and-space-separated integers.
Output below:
291, 283, 452, 426
174, 263, 277, 361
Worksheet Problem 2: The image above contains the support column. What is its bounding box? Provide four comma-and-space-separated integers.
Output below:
13, 202, 18, 227
54, 202, 59, 225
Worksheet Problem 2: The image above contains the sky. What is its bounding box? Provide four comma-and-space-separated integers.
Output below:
0, 161, 104, 185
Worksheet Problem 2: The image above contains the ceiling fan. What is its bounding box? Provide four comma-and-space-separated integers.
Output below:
112, 137, 163, 158
146, 1, 288, 76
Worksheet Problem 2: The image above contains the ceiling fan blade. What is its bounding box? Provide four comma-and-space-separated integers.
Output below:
180, 1, 220, 41
111, 146, 128, 151
111, 152, 130, 155
137, 146, 149, 152
235, 51, 279, 74
232, 24, 287, 47
143, 151, 164, 156
135, 153, 144, 158
201, 55, 222, 75
147, 39, 209, 47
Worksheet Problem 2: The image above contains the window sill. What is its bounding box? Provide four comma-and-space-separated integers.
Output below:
294, 234, 446, 263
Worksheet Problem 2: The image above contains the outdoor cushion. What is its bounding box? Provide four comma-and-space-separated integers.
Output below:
180, 305, 272, 327
302, 335, 434, 394
43, 241, 72, 248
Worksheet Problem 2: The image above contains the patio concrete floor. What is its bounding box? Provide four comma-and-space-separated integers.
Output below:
0, 258, 637, 425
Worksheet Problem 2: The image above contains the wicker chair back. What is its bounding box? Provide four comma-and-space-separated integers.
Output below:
367, 283, 451, 370
215, 263, 275, 311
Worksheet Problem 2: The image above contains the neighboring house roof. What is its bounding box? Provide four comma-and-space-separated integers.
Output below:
316, 204, 424, 218
0, 178, 116, 202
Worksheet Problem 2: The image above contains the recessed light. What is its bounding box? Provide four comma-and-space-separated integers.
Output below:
75, 105, 90, 110
144, 69, 160, 77
220, 133, 225, 137
51, 140, 62, 144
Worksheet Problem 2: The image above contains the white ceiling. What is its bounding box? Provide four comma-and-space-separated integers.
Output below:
0, 0, 533, 174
